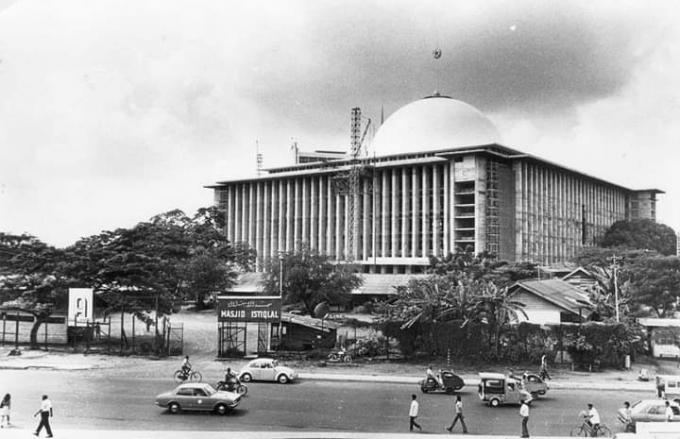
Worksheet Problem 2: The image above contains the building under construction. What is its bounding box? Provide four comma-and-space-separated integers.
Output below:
208, 94, 662, 273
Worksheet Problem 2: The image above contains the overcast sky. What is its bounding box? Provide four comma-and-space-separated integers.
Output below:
0, 0, 679, 248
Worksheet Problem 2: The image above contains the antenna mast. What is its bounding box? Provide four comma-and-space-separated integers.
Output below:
255, 139, 263, 176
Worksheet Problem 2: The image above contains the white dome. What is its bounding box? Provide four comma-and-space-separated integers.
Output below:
371, 95, 501, 156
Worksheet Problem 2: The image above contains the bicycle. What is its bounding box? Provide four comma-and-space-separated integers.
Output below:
569, 420, 612, 437
173, 368, 202, 384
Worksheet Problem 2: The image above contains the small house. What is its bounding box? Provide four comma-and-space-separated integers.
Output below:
507, 279, 594, 325
277, 312, 339, 350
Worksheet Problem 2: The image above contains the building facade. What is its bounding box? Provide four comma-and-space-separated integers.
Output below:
209, 95, 662, 272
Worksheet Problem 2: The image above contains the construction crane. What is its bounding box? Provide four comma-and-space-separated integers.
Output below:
333, 107, 371, 262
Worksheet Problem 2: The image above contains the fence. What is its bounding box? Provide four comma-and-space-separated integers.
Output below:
0, 311, 183, 356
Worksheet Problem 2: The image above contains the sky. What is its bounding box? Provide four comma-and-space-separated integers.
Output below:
0, 0, 679, 248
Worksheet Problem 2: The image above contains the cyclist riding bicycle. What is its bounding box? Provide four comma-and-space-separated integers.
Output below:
585, 403, 601, 437
181, 355, 192, 378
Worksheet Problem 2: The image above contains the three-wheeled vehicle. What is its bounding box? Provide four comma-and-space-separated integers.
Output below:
478, 373, 532, 407
420, 370, 465, 394
523, 373, 549, 398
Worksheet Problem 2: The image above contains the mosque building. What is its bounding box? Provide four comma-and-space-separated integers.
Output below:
208, 94, 662, 273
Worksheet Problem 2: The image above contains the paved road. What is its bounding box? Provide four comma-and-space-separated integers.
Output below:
0, 369, 649, 436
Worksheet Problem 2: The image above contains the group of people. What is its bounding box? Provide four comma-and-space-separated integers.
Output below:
0, 393, 54, 437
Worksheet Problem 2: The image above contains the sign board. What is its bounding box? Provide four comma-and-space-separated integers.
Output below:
217, 296, 282, 322
68, 288, 93, 326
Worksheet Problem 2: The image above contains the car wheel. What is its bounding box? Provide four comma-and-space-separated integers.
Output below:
445, 387, 455, 394
277, 374, 289, 384
168, 402, 180, 414
489, 398, 500, 408
214, 403, 229, 416
241, 373, 252, 382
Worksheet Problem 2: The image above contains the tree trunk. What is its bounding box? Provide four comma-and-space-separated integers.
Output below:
29, 316, 46, 349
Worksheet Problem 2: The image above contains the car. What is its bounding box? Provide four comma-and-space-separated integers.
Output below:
630, 399, 680, 426
155, 383, 242, 415
238, 357, 297, 384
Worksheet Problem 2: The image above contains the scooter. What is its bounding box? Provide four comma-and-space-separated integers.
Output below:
215, 377, 248, 396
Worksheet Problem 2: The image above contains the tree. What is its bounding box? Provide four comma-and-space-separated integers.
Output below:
0, 233, 71, 348
600, 219, 677, 256
262, 247, 363, 316
628, 255, 680, 318
427, 251, 538, 287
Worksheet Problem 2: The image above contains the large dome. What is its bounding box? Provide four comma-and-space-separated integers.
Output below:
371, 95, 501, 156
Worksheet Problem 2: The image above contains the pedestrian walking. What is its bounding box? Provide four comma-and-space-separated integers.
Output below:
33, 394, 53, 438
519, 399, 530, 438
540, 354, 551, 380
409, 394, 422, 432
0, 393, 10, 428
665, 400, 674, 422
445, 395, 468, 434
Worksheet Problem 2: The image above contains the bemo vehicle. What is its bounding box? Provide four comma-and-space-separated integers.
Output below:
478, 372, 532, 407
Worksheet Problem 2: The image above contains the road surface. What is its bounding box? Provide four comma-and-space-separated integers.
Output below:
0, 368, 648, 435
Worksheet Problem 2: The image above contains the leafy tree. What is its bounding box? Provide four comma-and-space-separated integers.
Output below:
628, 255, 680, 318
262, 247, 363, 316
428, 251, 538, 287
574, 247, 656, 268
0, 233, 71, 348
600, 219, 677, 256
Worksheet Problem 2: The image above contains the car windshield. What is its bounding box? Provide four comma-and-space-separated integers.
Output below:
203, 384, 217, 395
272, 360, 279, 367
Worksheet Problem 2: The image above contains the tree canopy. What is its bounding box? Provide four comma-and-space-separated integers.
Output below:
600, 219, 677, 256
262, 247, 363, 315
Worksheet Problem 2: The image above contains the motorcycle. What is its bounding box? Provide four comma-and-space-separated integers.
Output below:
420, 370, 465, 394
328, 350, 352, 363
215, 377, 248, 396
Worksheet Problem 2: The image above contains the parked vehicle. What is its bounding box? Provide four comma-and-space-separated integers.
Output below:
478, 373, 532, 407
154, 383, 242, 415
328, 350, 352, 363
420, 370, 465, 394
238, 358, 297, 384
523, 373, 549, 398
214, 377, 248, 396
655, 375, 680, 401
630, 399, 680, 427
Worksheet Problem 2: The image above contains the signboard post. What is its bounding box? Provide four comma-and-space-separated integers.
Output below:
68, 288, 93, 327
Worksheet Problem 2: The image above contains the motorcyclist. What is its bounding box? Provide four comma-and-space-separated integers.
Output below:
426, 365, 442, 387
224, 367, 238, 391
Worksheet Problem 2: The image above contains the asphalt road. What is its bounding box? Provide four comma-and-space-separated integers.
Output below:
0, 369, 650, 436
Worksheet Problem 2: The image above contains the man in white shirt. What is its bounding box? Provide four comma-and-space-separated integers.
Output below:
519, 399, 530, 438
446, 395, 468, 433
409, 394, 422, 432
586, 403, 600, 437
33, 395, 53, 438
665, 400, 674, 422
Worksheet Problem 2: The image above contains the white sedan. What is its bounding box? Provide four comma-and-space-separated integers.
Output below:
238, 358, 297, 384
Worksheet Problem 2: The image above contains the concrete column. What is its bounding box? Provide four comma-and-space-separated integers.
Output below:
411, 167, 420, 257
286, 180, 292, 252
433, 165, 440, 257
449, 162, 455, 254
255, 182, 263, 269
310, 177, 317, 251
391, 168, 399, 258
336, 191, 343, 260
421, 165, 430, 257
293, 179, 300, 251
344, 194, 350, 259
265, 180, 279, 260
327, 177, 334, 256
381, 170, 389, 258
225, 187, 233, 243
401, 167, 409, 258
278, 180, 285, 254
241, 185, 248, 245
443, 164, 449, 255
362, 177, 371, 261
318, 177, 325, 254
302, 177, 309, 249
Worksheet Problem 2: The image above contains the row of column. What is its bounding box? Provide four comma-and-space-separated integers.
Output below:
515, 161, 628, 264
221, 163, 450, 270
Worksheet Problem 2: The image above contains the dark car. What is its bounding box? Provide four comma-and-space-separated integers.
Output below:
155, 383, 242, 415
